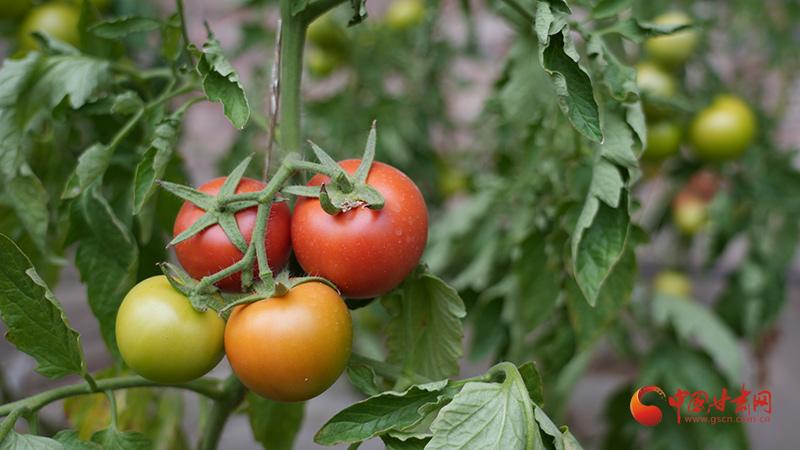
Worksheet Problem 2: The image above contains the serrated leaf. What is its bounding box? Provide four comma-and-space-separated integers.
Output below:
72, 188, 138, 355
90, 428, 151, 450
0, 431, 62, 450
133, 113, 182, 213
426, 363, 542, 450
7, 172, 49, 251
195, 30, 250, 129
62, 143, 111, 199
381, 268, 465, 381
315, 381, 451, 446
90, 17, 162, 39
110, 91, 144, 115
54, 430, 103, 449
0, 234, 86, 378
536, 3, 601, 142
653, 294, 743, 383
246, 393, 304, 450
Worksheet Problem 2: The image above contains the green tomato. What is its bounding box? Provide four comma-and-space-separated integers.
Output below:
18, 2, 80, 52
653, 271, 692, 298
385, 0, 425, 31
0, 0, 32, 19
644, 121, 682, 160
307, 47, 341, 77
116, 276, 225, 383
636, 62, 677, 118
307, 13, 348, 55
672, 190, 707, 236
689, 95, 756, 161
645, 11, 698, 68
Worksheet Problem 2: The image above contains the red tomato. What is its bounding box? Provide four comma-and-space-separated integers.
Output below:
291, 160, 428, 299
173, 177, 291, 291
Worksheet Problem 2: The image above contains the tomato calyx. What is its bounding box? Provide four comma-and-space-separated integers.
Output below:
292, 122, 386, 215
219, 272, 340, 313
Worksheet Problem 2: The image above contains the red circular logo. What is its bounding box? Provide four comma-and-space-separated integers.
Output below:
630, 386, 666, 426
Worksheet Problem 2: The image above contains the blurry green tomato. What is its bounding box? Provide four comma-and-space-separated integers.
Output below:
307, 47, 341, 77
644, 121, 682, 160
18, 2, 80, 51
307, 13, 348, 56
645, 11, 698, 68
689, 95, 756, 161
385, 0, 425, 30
653, 271, 692, 298
636, 62, 677, 118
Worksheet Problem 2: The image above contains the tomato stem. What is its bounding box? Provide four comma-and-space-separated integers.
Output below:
0, 407, 27, 442
278, 0, 306, 158
197, 376, 246, 450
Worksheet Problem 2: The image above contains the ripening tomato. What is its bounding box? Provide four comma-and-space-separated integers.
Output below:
18, 2, 80, 51
653, 271, 692, 297
0, 0, 31, 19
116, 276, 225, 383
225, 282, 352, 402
385, 0, 425, 30
173, 177, 292, 291
689, 95, 756, 161
291, 160, 428, 299
644, 121, 682, 160
645, 11, 698, 68
672, 190, 707, 236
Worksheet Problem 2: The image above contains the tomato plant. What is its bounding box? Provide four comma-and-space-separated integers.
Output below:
224, 281, 352, 402
0, 0, 798, 449
116, 276, 225, 384
173, 176, 292, 291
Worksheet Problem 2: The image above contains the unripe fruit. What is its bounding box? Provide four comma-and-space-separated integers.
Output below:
689, 95, 756, 161
645, 11, 698, 68
644, 121, 682, 160
653, 271, 692, 298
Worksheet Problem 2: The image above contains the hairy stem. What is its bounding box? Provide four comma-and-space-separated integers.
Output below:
278, 0, 306, 158
197, 376, 246, 450
0, 376, 224, 418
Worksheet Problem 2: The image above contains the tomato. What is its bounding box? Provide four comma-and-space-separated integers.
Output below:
385, 0, 425, 30
225, 282, 352, 402
173, 177, 292, 291
685, 170, 720, 201
0, 0, 31, 19
292, 160, 428, 299
644, 121, 682, 160
116, 276, 225, 383
672, 190, 707, 235
653, 271, 692, 297
645, 11, 698, 68
307, 47, 341, 78
18, 2, 80, 52
307, 13, 348, 56
689, 95, 756, 161
636, 62, 677, 118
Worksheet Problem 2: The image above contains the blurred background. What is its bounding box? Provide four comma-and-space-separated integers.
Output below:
1, 0, 799, 448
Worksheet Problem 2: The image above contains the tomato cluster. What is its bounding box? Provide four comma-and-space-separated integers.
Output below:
116, 157, 427, 401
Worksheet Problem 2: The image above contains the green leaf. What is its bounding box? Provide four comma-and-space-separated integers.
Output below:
0, 234, 86, 378
54, 430, 103, 449
518, 362, 545, 406
346, 363, 381, 396
90, 17, 162, 39
6, 171, 49, 251
71, 188, 139, 355
599, 18, 693, 43
566, 245, 636, 347
591, 0, 631, 19
653, 294, 743, 383
110, 91, 144, 115
586, 37, 639, 103
381, 436, 429, 450
90, 428, 151, 450
535, 406, 564, 450
62, 143, 111, 199
133, 113, 183, 214
381, 268, 466, 381
426, 363, 542, 450
246, 393, 304, 450
315, 381, 452, 446
536, 3, 601, 142
195, 29, 250, 129
161, 14, 183, 62
0, 431, 62, 450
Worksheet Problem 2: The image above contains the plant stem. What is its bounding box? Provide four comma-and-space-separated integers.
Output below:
0, 407, 27, 442
197, 376, 245, 450
301, 0, 348, 23
278, 0, 307, 158
176, 0, 195, 65
0, 376, 224, 418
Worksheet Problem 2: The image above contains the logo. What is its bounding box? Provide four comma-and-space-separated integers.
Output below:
630, 385, 666, 426
630, 385, 772, 426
